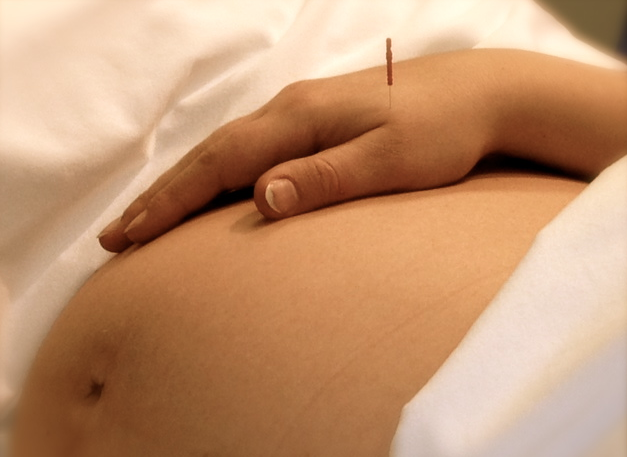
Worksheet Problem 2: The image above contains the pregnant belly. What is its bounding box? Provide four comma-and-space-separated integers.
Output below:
11, 167, 585, 457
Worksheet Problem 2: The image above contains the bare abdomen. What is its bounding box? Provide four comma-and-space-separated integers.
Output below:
11, 169, 585, 457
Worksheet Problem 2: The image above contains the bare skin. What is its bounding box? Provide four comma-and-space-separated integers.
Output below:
12, 164, 585, 456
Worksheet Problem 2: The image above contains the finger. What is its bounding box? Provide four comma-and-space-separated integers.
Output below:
254, 128, 410, 219
98, 114, 262, 252
97, 216, 134, 252
97, 141, 217, 252
121, 114, 321, 245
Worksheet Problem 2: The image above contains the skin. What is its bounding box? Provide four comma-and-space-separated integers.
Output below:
12, 165, 586, 456
97, 49, 627, 252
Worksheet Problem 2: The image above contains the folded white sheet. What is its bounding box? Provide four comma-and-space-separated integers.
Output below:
1, 0, 625, 455
390, 155, 627, 457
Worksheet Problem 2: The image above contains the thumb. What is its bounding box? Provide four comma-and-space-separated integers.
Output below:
254, 135, 399, 219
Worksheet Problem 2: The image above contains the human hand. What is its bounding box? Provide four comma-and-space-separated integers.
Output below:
98, 50, 502, 252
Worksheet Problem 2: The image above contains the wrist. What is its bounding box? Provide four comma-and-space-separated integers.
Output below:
483, 49, 627, 177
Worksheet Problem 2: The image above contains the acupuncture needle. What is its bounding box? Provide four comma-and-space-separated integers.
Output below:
386, 37, 393, 109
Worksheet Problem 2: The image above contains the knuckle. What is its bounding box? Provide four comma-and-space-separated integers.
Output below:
121, 192, 151, 221
275, 79, 326, 115
193, 148, 221, 182
196, 125, 257, 190
145, 188, 192, 223
212, 119, 244, 145
309, 155, 344, 200
207, 129, 255, 188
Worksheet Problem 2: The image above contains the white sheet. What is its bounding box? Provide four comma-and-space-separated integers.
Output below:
1, 0, 625, 455
391, 155, 627, 457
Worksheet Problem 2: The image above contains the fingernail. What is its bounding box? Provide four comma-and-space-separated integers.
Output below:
97, 217, 122, 239
265, 179, 298, 214
124, 210, 147, 234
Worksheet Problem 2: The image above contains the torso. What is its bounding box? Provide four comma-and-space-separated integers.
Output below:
12, 167, 586, 457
